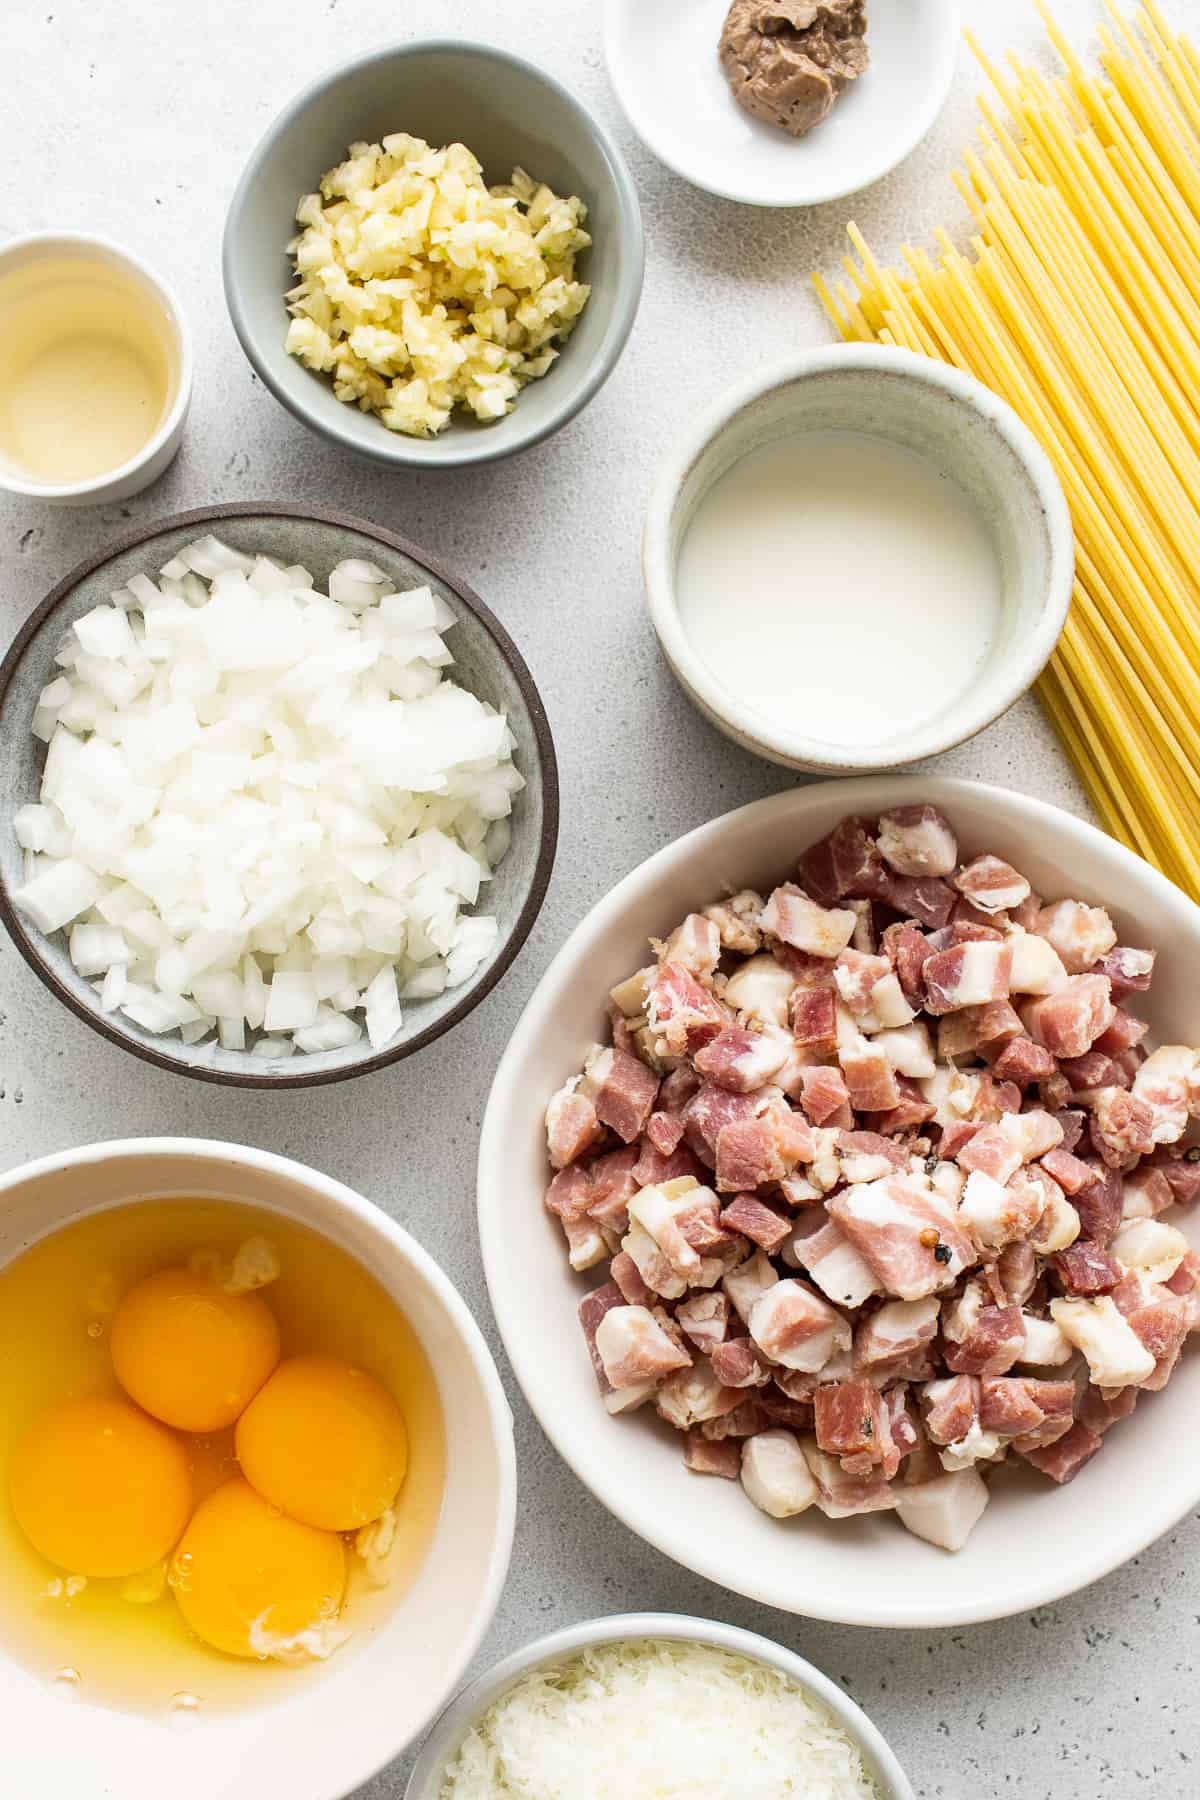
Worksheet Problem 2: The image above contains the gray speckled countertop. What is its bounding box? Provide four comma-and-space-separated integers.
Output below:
1, 0, 1197, 1794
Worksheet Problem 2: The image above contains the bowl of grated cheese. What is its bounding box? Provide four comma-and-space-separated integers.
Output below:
404, 1612, 913, 1800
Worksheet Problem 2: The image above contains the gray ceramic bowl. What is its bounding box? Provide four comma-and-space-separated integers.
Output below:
404, 1613, 915, 1799
223, 40, 644, 469
0, 502, 558, 1088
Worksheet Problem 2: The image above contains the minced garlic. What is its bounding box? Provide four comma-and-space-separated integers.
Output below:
285, 134, 591, 437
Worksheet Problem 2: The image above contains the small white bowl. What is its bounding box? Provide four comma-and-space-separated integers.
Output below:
0, 233, 191, 507
0, 1138, 516, 1800
404, 1612, 914, 1799
643, 345, 1073, 772
604, 0, 958, 208
478, 775, 1200, 1628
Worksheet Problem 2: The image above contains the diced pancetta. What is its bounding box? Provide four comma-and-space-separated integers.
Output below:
797, 1064, 851, 1125
1110, 1270, 1190, 1365
632, 1137, 704, 1189
877, 804, 958, 877
711, 1336, 772, 1388
646, 961, 726, 1057
923, 941, 1013, 1015
990, 1035, 1058, 1087
595, 1304, 691, 1391
760, 884, 858, 959
714, 1097, 814, 1193
814, 1380, 887, 1464
723, 953, 797, 1029
801, 1438, 899, 1517
1037, 898, 1117, 973
1049, 1295, 1156, 1387
1040, 1146, 1094, 1194
838, 1029, 902, 1114
1026, 974, 1116, 1059
703, 889, 764, 956
1120, 1165, 1176, 1222
682, 1081, 759, 1166
1147, 1146, 1200, 1206
1007, 929, 1069, 996
683, 1431, 742, 1478
645, 1109, 687, 1157
1019, 1420, 1103, 1483
1089, 1086, 1155, 1168
830, 1172, 975, 1301
853, 1296, 940, 1379
942, 1281, 1025, 1376
1072, 1161, 1124, 1246
979, 1375, 1074, 1448
545, 1078, 603, 1169
1017, 1311, 1073, 1366
986, 1240, 1032, 1311
886, 873, 957, 930
896, 1468, 989, 1551
741, 1430, 821, 1517
954, 854, 1031, 914
693, 1025, 790, 1093
1110, 1217, 1189, 1286
1077, 1384, 1139, 1435
956, 1110, 1063, 1187
959, 1166, 1048, 1250
1100, 944, 1155, 996
585, 1145, 641, 1231
723, 1248, 780, 1324
1051, 1241, 1122, 1295
628, 1179, 717, 1281
796, 1219, 882, 1310
1093, 1009, 1150, 1056
1027, 1187, 1082, 1255
1131, 1045, 1200, 1145
658, 913, 722, 980
610, 1249, 653, 1307
609, 965, 654, 1020
881, 921, 935, 1008
655, 1357, 740, 1430
720, 1192, 791, 1253
579, 1282, 634, 1394
921, 1374, 981, 1446
748, 1278, 852, 1372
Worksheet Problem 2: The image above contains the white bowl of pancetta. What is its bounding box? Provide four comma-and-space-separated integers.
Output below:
478, 775, 1200, 1627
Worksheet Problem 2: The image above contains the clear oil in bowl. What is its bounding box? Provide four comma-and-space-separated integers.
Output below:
0, 251, 179, 486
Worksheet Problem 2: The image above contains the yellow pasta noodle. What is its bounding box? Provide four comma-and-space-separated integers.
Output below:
814, 1, 1200, 899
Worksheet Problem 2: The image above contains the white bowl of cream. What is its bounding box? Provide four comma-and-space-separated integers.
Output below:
643, 345, 1073, 772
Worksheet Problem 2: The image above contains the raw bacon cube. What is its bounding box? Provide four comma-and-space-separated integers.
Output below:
877, 804, 958, 877
923, 941, 1013, 1014
760, 884, 858, 958
953, 854, 1031, 914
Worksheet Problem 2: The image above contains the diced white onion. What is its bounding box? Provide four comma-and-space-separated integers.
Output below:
11, 538, 519, 1055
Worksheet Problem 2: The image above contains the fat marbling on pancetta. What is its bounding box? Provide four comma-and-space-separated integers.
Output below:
543, 806, 1200, 1552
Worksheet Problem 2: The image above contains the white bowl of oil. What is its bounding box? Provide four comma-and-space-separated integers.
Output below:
0, 234, 191, 506
0, 1138, 515, 1800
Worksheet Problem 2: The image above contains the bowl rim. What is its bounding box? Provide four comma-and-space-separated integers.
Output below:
642, 343, 1075, 773
602, 0, 958, 208
221, 36, 645, 470
478, 773, 1200, 1627
0, 231, 193, 501
402, 1611, 915, 1799
0, 499, 560, 1088
0, 1133, 519, 1798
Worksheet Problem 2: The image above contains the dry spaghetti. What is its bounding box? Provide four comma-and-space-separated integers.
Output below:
815, 1, 1200, 900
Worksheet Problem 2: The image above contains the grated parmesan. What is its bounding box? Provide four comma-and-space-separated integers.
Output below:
439, 1638, 884, 1800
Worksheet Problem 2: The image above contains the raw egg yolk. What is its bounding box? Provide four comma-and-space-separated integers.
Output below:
235, 1353, 407, 1532
170, 1477, 346, 1661
9, 1395, 192, 1578
110, 1265, 281, 1433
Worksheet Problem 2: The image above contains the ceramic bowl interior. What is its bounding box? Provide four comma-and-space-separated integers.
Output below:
643, 347, 1074, 772
223, 40, 644, 469
0, 1138, 515, 1800
478, 774, 1200, 1628
0, 503, 557, 1087
404, 1612, 914, 1798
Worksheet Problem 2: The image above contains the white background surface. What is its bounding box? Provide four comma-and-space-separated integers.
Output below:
0, 1, 1195, 1794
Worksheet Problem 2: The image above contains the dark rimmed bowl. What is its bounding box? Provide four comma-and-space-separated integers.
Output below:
223, 39, 644, 469
0, 502, 558, 1088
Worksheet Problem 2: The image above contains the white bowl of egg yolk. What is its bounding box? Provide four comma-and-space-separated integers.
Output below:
0, 1137, 516, 1800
